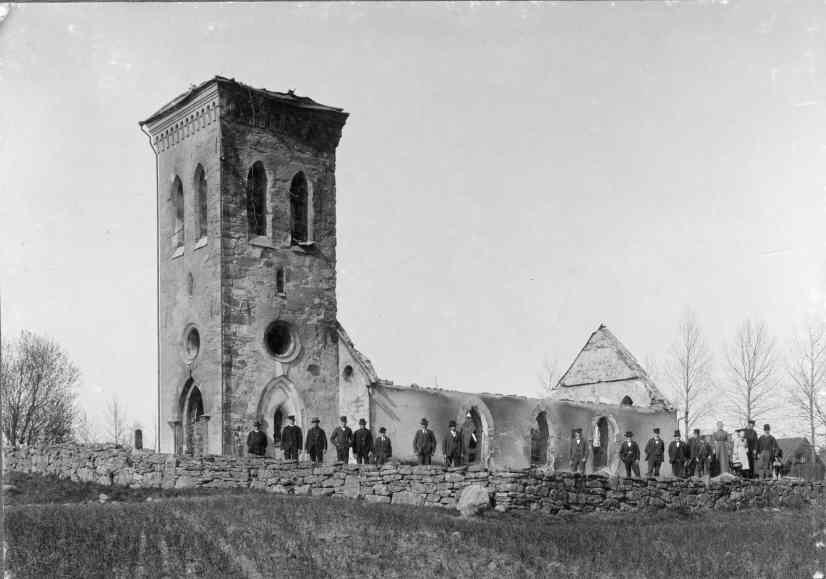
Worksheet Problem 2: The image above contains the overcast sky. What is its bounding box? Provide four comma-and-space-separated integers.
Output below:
2, 1, 825, 444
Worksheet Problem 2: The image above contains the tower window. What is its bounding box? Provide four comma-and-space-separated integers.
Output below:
276, 267, 286, 295
290, 171, 309, 244
621, 395, 633, 407
172, 176, 184, 248
264, 321, 296, 359
247, 162, 267, 237
195, 164, 207, 239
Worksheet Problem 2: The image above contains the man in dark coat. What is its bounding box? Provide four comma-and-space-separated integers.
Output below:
413, 418, 437, 465
697, 435, 713, 477
644, 427, 665, 477
442, 420, 463, 467
619, 431, 640, 479
743, 419, 758, 479
569, 428, 588, 474
668, 430, 687, 478
373, 427, 392, 466
352, 418, 373, 465
756, 423, 779, 479
305, 417, 327, 465
280, 415, 302, 461
330, 416, 353, 464
687, 428, 702, 478
460, 412, 479, 465
246, 421, 267, 457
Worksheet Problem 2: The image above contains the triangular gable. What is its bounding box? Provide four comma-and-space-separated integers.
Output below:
336, 322, 379, 384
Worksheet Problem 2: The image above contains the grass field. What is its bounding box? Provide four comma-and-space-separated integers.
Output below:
4, 472, 826, 578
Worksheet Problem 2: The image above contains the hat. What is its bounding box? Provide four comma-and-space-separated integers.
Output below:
379, 426, 387, 433
693, 428, 700, 434
572, 428, 582, 435
420, 418, 429, 426
340, 416, 347, 422
673, 430, 681, 437
625, 431, 633, 437
311, 417, 320, 423
448, 420, 457, 427
287, 415, 296, 421
763, 424, 771, 431
748, 420, 756, 425
358, 418, 366, 425
653, 428, 660, 434
254, 421, 262, 427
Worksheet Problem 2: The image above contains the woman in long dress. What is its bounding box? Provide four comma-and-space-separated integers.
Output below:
712, 421, 731, 475
732, 429, 750, 476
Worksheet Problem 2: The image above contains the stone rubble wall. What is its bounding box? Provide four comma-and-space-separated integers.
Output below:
5, 444, 824, 514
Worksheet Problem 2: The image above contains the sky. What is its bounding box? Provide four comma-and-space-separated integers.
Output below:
2, 1, 826, 445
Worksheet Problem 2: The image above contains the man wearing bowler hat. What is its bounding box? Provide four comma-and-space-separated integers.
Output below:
687, 428, 702, 478
569, 428, 587, 474
644, 427, 665, 478
246, 421, 267, 457
331, 416, 354, 464
743, 419, 758, 479
373, 427, 392, 466
413, 418, 437, 465
668, 430, 686, 478
619, 431, 640, 479
756, 423, 779, 479
442, 420, 463, 467
352, 418, 373, 465
280, 415, 302, 461
305, 417, 327, 465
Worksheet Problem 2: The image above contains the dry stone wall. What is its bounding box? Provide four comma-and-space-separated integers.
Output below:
5, 444, 824, 514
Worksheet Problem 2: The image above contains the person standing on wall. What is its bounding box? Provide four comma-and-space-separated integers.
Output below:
331, 416, 354, 464
413, 418, 437, 465
246, 421, 267, 457
756, 423, 779, 479
373, 426, 392, 466
442, 420, 463, 467
644, 427, 665, 478
280, 415, 302, 462
352, 418, 373, 465
686, 428, 702, 478
619, 431, 640, 479
668, 430, 686, 478
305, 417, 327, 465
697, 434, 714, 478
460, 411, 478, 465
569, 428, 587, 474
743, 419, 758, 479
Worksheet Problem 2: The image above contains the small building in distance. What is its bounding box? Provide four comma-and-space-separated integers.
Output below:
777, 437, 825, 481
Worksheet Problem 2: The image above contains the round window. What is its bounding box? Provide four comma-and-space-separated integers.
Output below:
184, 327, 200, 361
264, 321, 297, 359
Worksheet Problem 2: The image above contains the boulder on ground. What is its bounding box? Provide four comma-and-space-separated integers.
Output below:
457, 484, 491, 517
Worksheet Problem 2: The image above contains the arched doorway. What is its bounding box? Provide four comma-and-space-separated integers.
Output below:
455, 399, 494, 467
531, 411, 550, 466
590, 415, 619, 473
179, 379, 205, 456
255, 377, 304, 458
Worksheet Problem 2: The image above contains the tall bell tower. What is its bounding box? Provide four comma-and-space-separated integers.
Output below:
140, 77, 348, 456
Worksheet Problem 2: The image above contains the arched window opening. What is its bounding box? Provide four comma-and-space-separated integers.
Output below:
531, 411, 550, 466
289, 171, 309, 244
246, 162, 267, 237
184, 385, 204, 456
620, 395, 634, 407
273, 408, 284, 445
276, 267, 286, 295
195, 164, 207, 239
593, 417, 610, 468
172, 176, 184, 248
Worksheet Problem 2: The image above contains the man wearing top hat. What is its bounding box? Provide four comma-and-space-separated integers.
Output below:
644, 427, 665, 477
569, 427, 587, 474
619, 431, 640, 479
668, 430, 687, 478
442, 420, 463, 467
756, 423, 779, 479
246, 421, 268, 457
743, 419, 758, 479
687, 428, 703, 478
280, 415, 302, 461
352, 418, 373, 465
413, 418, 437, 465
305, 417, 327, 465
373, 427, 392, 466
331, 416, 354, 464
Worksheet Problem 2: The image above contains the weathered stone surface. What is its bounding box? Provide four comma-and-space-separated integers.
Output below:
392, 491, 425, 506
457, 484, 491, 517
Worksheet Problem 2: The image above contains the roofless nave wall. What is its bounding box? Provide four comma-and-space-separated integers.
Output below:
140, 77, 677, 472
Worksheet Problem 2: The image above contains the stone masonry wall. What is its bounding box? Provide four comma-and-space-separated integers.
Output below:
6, 444, 825, 514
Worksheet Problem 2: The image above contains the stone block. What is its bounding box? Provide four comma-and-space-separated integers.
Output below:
457, 484, 491, 517
392, 491, 425, 506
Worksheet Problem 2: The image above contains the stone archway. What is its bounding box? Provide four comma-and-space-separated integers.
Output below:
255, 377, 305, 457
179, 379, 207, 456
589, 414, 620, 474
455, 396, 495, 468
529, 402, 557, 471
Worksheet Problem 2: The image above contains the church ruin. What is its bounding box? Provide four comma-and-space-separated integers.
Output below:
140, 77, 676, 472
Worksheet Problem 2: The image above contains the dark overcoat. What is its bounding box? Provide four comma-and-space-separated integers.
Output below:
305, 426, 328, 453
281, 425, 303, 452
353, 427, 373, 455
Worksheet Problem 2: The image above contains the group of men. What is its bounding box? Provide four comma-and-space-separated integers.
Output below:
413, 415, 480, 466
615, 422, 781, 480
246, 415, 393, 465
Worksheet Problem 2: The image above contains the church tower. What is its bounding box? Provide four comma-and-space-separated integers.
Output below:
140, 77, 348, 456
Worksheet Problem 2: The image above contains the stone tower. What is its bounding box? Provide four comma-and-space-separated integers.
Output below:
140, 77, 348, 456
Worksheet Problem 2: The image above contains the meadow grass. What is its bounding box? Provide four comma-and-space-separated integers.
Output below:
4, 472, 826, 578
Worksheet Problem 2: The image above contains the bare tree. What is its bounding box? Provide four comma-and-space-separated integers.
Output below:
665, 311, 714, 435
787, 319, 826, 466
537, 355, 558, 395
726, 320, 777, 425
1, 331, 79, 446
104, 396, 128, 446
73, 409, 100, 444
